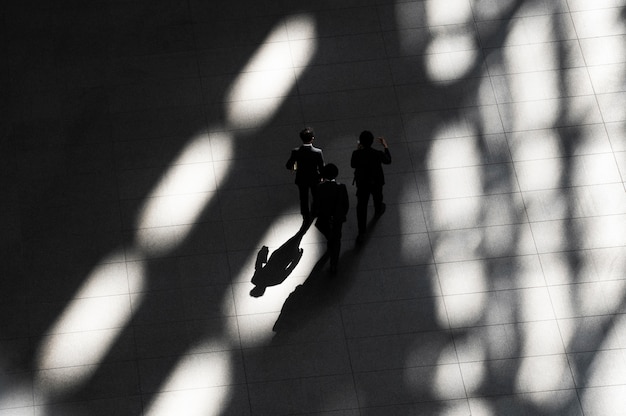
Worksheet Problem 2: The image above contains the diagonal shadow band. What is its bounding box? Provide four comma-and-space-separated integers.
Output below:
271, 215, 383, 337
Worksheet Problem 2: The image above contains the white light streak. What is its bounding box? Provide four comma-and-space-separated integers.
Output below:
35, 250, 144, 396
444, 292, 488, 328
426, 0, 472, 26
515, 355, 572, 395
468, 398, 495, 416
425, 38, 478, 83
515, 157, 563, 191
582, 385, 626, 416
134, 133, 220, 255
507, 71, 559, 103
144, 345, 233, 416
226, 14, 317, 129
426, 136, 480, 171
424, 0, 476, 82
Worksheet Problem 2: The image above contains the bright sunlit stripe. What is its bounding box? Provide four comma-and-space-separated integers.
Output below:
582, 386, 626, 416
507, 71, 559, 103
226, 14, 317, 129
456, 360, 487, 397
144, 344, 233, 416
468, 398, 494, 416
426, 0, 472, 26
426, 124, 482, 201
581, 36, 626, 66
438, 260, 489, 297
35, 250, 144, 395
134, 132, 220, 256
515, 355, 572, 396
571, 8, 626, 39
426, 136, 480, 171
424, 0, 476, 82
515, 157, 563, 191
504, 15, 564, 47
425, 38, 477, 83
444, 291, 488, 329
503, 20, 559, 132
145, 387, 233, 416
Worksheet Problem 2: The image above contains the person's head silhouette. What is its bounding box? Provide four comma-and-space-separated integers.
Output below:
358, 130, 374, 148
321, 163, 338, 180
299, 127, 315, 143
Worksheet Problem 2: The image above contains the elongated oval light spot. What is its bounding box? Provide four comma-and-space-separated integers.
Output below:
226, 14, 317, 129
144, 344, 233, 416
35, 250, 143, 396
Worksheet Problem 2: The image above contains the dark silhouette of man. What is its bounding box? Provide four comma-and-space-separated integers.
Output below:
286, 127, 324, 224
312, 163, 349, 274
351, 130, 391, 241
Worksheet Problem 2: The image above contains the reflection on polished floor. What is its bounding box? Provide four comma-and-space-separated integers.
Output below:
2, 0, 626, 415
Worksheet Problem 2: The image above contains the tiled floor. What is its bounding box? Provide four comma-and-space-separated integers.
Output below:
2, 0, 626, 415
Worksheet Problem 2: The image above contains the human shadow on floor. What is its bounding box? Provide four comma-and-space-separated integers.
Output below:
271, 216, 381, 338
271, 251, 334, 335
249, 231, 305, 297
354, 208, 386, 249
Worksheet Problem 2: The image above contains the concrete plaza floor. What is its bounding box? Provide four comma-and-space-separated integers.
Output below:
1, 0, 626, 415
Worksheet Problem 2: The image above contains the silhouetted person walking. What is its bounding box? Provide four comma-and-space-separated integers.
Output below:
286, 127, 324, 224
312, 164, 349, 274
351, 130, 391, 242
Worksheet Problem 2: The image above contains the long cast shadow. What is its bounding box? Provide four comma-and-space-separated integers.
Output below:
271, 217, 380, 339
249, 231, 305, 297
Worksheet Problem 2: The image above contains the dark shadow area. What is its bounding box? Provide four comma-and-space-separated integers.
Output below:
271, 252, 333, 336
250, 231, 304, 297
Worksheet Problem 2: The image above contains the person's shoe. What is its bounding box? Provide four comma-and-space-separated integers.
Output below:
374, 203, 386, 219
